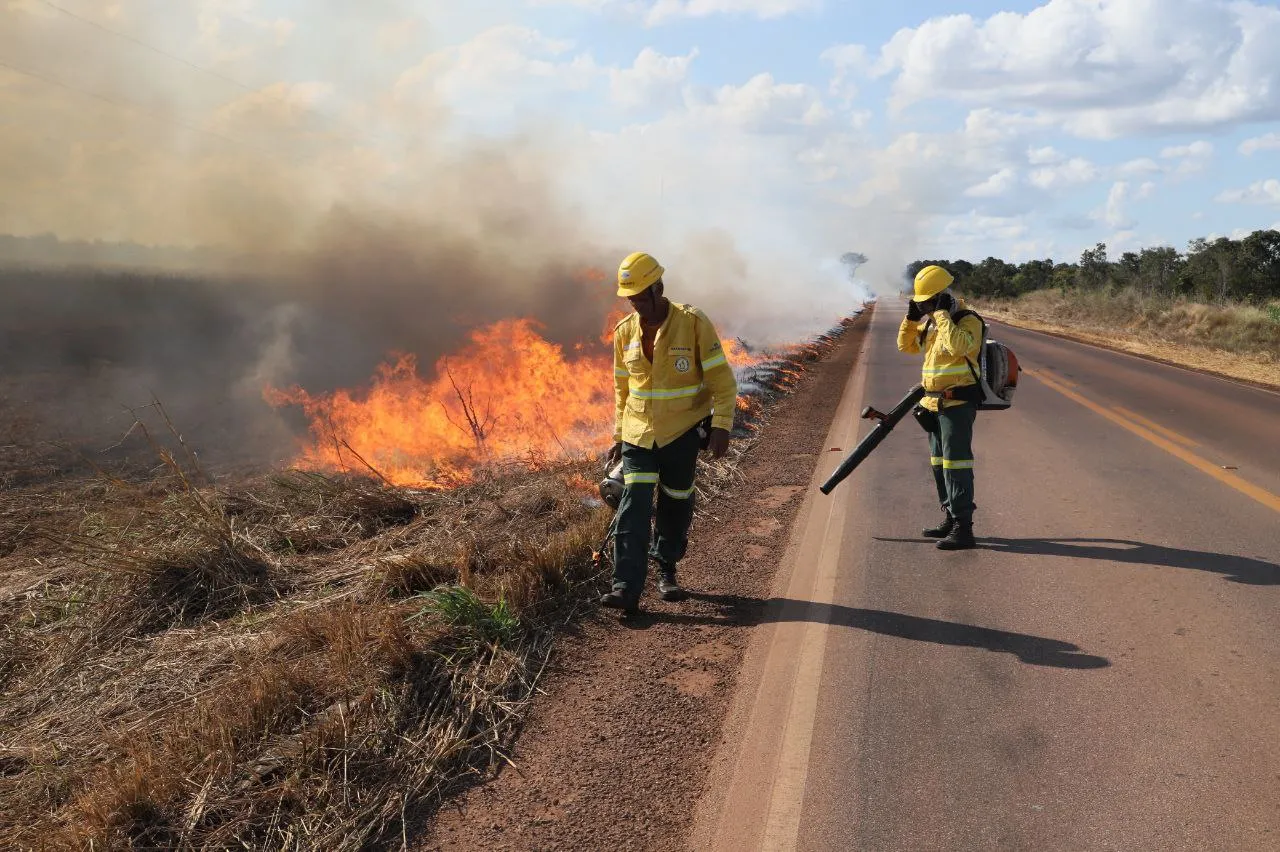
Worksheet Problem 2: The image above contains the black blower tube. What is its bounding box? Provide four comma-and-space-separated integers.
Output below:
819, 384, 926, 495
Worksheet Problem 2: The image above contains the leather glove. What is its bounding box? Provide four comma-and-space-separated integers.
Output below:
706, 428, 731, 460
606, 442, 623, 468
906, 300, 925, 321
933, 291, 955, 314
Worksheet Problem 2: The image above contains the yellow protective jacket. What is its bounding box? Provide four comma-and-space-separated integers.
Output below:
897, 300, 984, 412
613, 302, 738, 448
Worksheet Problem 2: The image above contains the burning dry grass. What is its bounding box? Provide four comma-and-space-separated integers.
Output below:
981, 289, 1280, 389
0, 313, 861, 849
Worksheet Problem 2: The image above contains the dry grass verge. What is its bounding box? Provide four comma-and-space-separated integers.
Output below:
980, 289, 1280, 389
0, 315, 861, 850
0, 463, 606, 850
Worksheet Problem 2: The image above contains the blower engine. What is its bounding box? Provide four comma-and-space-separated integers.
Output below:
599, 460, 625, 509
596, 416, 712, 510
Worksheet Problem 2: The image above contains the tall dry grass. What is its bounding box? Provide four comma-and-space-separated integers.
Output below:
0, 315, 859, 849
983, 288, 1280, 361
0, 462, 607, 850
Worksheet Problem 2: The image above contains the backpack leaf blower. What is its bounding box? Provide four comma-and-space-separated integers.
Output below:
819, 384, 925, 495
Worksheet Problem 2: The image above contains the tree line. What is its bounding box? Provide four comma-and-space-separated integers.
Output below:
908, 229, 1280, 305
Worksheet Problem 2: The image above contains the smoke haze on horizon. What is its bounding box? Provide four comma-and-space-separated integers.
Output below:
0, 1, 929, 467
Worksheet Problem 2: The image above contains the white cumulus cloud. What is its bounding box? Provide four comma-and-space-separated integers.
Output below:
1029, 156, 1099, 190
530, 0, 818, 25
965, 167, 1019, 198
394, 25, 599, 114
1098, 180, 1134, 228
686, 73, 830, 132
1118, 157, 1161, 176
874, 0, 1280, 139
609, 47, 699, 107
1215, 179, 1280, 205
646, 0, 818, 23
1240, 132, 1280, 155
1159, 139, 1214, 175
821, 43, 870, 101
1027, 145, 1063, 165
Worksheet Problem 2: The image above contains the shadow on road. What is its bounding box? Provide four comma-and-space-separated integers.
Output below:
981, 537, 1280, 586
878, 535, 1279, 586
625, 592, 1110, 670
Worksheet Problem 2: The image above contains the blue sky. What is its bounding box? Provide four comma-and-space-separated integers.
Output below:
484, 0, 1280, 265
2, 0, 1279, 306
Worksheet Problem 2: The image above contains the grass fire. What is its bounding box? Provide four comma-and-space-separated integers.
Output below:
264, 318, 776, 488
0, 258, 860, 849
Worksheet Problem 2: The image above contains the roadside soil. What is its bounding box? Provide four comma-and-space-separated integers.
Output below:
981, 306, 1280, 392
416, 310, 871, 851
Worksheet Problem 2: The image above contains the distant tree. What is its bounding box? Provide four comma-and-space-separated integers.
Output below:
841, 251, 869, 272
909, 231, 1275, 306
1052, 262, 1076, 295
1117, 251, 1141, 287
1013, 259, 1054, 295
1138, 246, 1182, 297
1182, 237, 1241, 302
1237, 230, 1280, 302
1079, 242, 1109, 289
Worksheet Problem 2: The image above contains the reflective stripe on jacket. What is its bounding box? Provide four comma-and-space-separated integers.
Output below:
897, 300, 984, 413
613, 302, 738, 447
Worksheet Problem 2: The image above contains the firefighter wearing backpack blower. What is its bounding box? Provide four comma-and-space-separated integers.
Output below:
898, 265, 983, 551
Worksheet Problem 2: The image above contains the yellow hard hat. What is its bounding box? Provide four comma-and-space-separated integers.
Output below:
617, 251, 664, 297
912, 265, 954, 301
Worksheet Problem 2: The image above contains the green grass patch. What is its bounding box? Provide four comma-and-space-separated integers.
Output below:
411, 584, 521, 645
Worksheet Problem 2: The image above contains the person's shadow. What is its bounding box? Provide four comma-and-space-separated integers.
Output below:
625, 592, 1110, 670
878, 536, 1279, 586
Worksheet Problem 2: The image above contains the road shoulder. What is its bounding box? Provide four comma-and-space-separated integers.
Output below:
417, 312, 871, 852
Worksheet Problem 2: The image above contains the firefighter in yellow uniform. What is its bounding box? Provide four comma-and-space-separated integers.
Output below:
603, 251, 738, 614
898, 264, 984, 550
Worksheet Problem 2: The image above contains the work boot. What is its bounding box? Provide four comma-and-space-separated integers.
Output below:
922, 512, 955, 539
600, 590, 640, 615
657, 571, 688, 602
936, 521, 976, 551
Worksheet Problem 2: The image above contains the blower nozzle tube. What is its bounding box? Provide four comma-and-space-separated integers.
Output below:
819, 384, 926, 495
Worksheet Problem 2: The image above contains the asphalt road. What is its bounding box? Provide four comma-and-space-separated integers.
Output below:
693, 303, 1280, 852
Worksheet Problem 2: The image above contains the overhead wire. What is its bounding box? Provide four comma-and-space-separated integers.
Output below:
32, 0, 259, 95
0, 57, 248, 149
10, 0, 386, 158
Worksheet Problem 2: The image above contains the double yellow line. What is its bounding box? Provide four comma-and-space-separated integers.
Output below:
1025, 368, 1280, 514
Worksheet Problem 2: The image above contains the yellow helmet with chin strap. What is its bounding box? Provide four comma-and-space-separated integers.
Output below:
617, 251, 664, 297
912, 265, 954, 301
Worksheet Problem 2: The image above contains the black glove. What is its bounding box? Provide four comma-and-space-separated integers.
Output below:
933, 292, 955, 314
906, 300, 925, 321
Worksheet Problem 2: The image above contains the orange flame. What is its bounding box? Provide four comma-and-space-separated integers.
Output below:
601, 308, 628, 344
269, 315, 788, 487
721, 338, 770, 370
266, 319, 613, 487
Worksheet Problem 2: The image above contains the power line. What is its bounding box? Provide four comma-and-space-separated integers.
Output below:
0, 57, 254, 150
34, 0, 257, 94
0, 57, 389, 184
29, 0, 378, 152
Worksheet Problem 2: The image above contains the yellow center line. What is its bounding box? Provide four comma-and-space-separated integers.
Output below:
1026, 367, 1280, 514
1112, 406, 1201, 449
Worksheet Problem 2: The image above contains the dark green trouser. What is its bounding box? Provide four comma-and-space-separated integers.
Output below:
613, 426, 701, 597
927, 403, 977, 523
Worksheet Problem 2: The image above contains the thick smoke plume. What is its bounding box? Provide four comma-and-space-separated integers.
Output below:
0, 2, 905, 471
